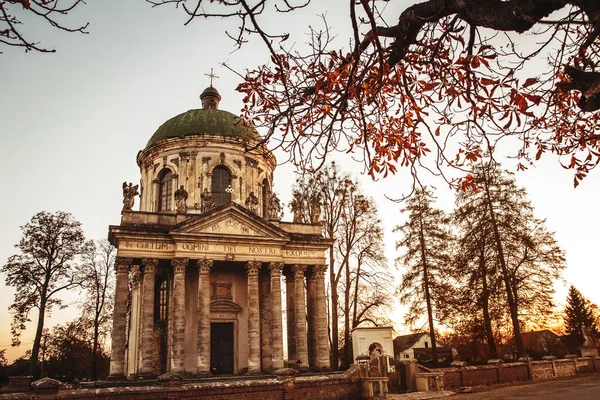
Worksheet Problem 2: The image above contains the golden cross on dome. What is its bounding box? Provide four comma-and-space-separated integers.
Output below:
204, 68, 219, 87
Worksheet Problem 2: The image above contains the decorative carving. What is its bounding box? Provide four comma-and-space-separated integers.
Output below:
246, 261, 262, 275
179, 151, 190, 161
233, 159, 242, 169
245, 192, 259, 214
172, 158, 179, 167
142, 258, 159, 274
269, 262, 284, 277
212, 282, 232, 300
210, 299, 243, 314
115, 257, 132, 273
226, 253, 235, 261
225, 185, 234, 194
174, 185, 188, 213
312, 264, 327, 278
292, 264, 307, 278
129, 265, 141, 287
220, 152, 226, 164
268, 192, 282, 220
122, 182, 139, 211
153, 163, 160, 173
202, 157, 211, 164
201, 188, 216, 213
198, 259, 213, 274
245, 156, 258, 167
190, 151, 198, 158
143, 160, 153, 171
172, 258, 189, 274
163, 156, 167, 166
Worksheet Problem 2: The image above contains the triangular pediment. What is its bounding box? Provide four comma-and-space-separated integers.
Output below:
171, 203, 289, 240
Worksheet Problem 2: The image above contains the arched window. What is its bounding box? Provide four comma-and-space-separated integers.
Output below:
262, 178, 270, 218
212, 166, 232, 207
158, 169, 173, 211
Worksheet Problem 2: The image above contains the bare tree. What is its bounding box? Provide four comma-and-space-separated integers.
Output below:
292, 162, 390, 368
154, 0, 600, 186
1, 1, 88, 53
81, 240, 115, 381
1, 211, 91, 376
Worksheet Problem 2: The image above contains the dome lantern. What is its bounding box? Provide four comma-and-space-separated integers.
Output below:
200, 86, 221, 109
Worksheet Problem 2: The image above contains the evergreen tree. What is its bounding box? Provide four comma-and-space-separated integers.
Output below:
452, 162, 565, 358
395, 188, 453, 367
564, 285, 596, 348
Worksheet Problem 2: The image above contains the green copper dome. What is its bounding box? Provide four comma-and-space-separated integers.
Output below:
146, 108, 262, 148
146, 87, 261, 148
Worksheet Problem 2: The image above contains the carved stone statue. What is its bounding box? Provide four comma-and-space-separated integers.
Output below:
582, 325, 595, 347
268, 192, 282, 220
310, 195, 321, 223
201, 188, 216, 213
122, 181, 139, 211
290, 191, 303, 223
245, 192, 259, 214
174, 185, 188, 213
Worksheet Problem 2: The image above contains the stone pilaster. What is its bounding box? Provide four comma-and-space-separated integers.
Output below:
108, 257, 131, 380
139, 258, 159, 377
197, 259, 213, 375
246, 261, 262, 373
269, 262, 284, 369
307, 268, 317, 369
171, 258, 188, 374
292, 264, 309, 371
314, 264, 330, 370
259, 271, 272, 372
285, 271, 296, 364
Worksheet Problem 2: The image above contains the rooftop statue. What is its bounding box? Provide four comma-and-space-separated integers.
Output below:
122, 182, 139, 211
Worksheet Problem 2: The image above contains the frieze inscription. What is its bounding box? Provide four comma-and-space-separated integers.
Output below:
123, 241, 171, 250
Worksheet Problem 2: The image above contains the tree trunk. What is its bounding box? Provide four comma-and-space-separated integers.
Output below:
329, 246, 339, 369
482, 170, 525, 358
343, 260, 351, 369
418, 213, 438, 367
352, 260, 361, 328
29, 297, 47, 377
479, 245, 498, 358
92, 318, 99, 381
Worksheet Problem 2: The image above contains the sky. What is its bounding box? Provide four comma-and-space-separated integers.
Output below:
1, 0, 599, 362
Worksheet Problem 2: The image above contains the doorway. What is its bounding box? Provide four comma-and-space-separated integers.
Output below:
210, 322, 234, 374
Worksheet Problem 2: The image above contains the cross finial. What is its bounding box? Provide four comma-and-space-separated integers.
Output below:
204, 68, 219, 87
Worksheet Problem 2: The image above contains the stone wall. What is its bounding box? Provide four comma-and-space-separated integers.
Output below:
0, 373, 362, 400
432, 357, 599, 390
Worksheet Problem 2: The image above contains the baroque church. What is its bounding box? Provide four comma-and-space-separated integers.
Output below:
107, 84, 332, 379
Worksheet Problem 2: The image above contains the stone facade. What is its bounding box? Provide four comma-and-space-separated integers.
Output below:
108, 87, 332, 379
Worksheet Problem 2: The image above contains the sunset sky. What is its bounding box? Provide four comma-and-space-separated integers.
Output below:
1, 1, 599, 362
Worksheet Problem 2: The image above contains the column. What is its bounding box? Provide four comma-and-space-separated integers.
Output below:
197, 259, 213, 375
314, 264, 330, 370
292, 264, 309, 371
139, 258, 158, 377
171, 258, 188, 374
128, 266, 142, 377
108, 257, 131, 380
285, 271, 296, 364
269, 262, 284, 370
246, 260, 262, 373
259, 271, 272, 372
306, 269, 317, 369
